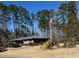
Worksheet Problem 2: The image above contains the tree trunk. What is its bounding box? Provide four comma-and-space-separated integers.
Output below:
32, 25, 34, 36
43, 28, 45, 37
49, 18, 53, 42
12, 12, 16, 39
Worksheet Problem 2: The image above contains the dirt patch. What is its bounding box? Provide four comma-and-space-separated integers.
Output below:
0, 45, 79, 58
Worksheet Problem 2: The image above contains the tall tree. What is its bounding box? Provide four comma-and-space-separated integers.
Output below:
18, 6, 30, 37
0, 2, 10, 49
9, 4, 22, 38
58, 1, 78, 47
59, 2, 68, 24
67, 1, 78, 41
36, 10, 50, 37
29, 13, 35, 35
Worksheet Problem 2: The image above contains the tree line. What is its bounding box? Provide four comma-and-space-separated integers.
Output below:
0, 1, 79, 48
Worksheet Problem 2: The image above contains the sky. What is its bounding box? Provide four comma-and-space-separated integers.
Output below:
1, 1, 79, 34
2, 1, 64, 13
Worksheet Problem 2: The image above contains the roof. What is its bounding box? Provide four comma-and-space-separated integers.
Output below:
10, 36, 49, 41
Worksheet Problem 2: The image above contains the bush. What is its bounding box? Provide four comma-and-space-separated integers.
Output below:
41, 40, 52, 49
